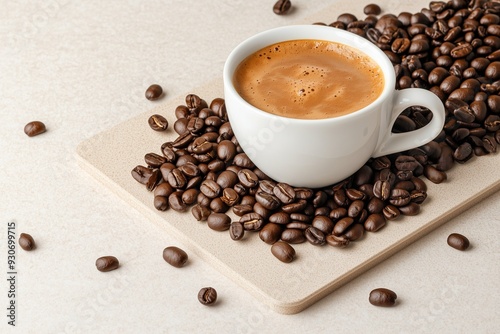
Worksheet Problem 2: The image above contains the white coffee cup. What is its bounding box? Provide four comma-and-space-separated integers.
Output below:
223, 25, 445, 188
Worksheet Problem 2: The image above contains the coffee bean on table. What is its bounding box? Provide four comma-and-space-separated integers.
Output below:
364, 4, 381, 15
19, 233, 36, 251
198, 287, 217, 306
230, 221, 245, 240
148, 114, 168, 131
207, 213, 231, 231
145, 84, 163, 100
24, 121, 46, 137
273, 0, 291, 15
271, 241, 296, 263
447, 233, 470, 251
95, 256, 119, 272
163, 246, 188, 268
369, 288, 397, 307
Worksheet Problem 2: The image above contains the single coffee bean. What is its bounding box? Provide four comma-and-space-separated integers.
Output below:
369, 288, 397, 307
221, 188, 239, 206
216, 170, 238, 189
145, 169, 161, 191
312, 216, 334, 234
273, 0, 291, 15
163, 246, 188, 268
271, 241, 295, 263
144, 152, 166, 168
280, 228, 306, 244
24, 121, 46, 137
326, 234, 350, 248
230, 222, 245, 240
168, 191, 188, 212
383, 205, 400, 220
198, 287, 217, 306
148, 114, 168, 131
273, 183, 296, 204
19, 233, 35, 251
364, 4, 381, 15
145, 84, 163, 100
305, 226, 326, 246
191, 204, 211, 221
255, 191, 281, 210
344, 223, 365, 241
95, 256, 119, 272
259, 223, 283, 245
424, 165, 447, 183
200, 179, 221, 198
182, 188, 199, 205
364, 213, 386, 232
154, 195, 169, 211
131, 165, 154, 185
389, 188, 411, 206
167, 168, 187, 189
398, 202, 420, 216
240, 212, 264, 231
447, 233, 470, 250
207, 213, 231, 231
269, 212, 291, 225
232, 204, 253, 217
237, 169, 259, 188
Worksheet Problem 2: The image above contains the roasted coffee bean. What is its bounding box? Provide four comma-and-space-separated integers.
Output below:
424, 165, 447, 183
271, 241, 295, 263
273, 183, 296, 204
333, 217, 355, 236
229, 222, 245, 240
95, 256, 119, 272
131, 165, 154, 185
373, 180, 391, 200
24, 121, 46, 137
312, 216, 334, 234
447, 233, 470, 250
169, 191, 187, 212
454, 142, 473, 162
154, 195, 169, 211
367, 197, 385, 214
167, 168, 187, 189
398, 202, 420, 216
364, 3, 381, 15
209, 197, 228, 213
144, 153, 166, 168
259, 223, 283, 244
146, 169, 161, 191
287, 221, 309, 230
269, 212, 291, 225
191, 204, 211, 221
163, 246, 188, 268
237, 169, 259, 188
326, 234, 350, 248
232, 204, 253, 217
281, 228, 306, 244
259, 180, 276, 194
221, 188, 239, 206
255, 191, 280, 210
369, 288, 397, 307
200, 179, 221, 198
217, 140, 237, 162
483, 135, 497, 153
19, 233, 35, 251
145, 84, 163, 100
207, 213, 231, 232
198, 287, 217, 305
181, 188, 199, 205
273, 0, 291, 15
148, 114, 168, 131
436, 144, 454, 171
240, 212, 264, 231
232, 153, 254, 168
345, 223, 365, 241
383, 204, 400, 220
364, 213, 386, 232
348, 200, 365, 218
305, 226, 325, 246
389, 188, 411, 206
216, 170, 238, 189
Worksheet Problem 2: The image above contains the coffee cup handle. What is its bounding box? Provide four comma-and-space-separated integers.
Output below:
372, 88, 445, 158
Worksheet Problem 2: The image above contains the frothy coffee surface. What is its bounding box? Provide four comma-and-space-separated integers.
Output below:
233, 39, 384, 119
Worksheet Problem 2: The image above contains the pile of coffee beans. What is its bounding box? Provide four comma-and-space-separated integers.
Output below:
132, 0, 499, 262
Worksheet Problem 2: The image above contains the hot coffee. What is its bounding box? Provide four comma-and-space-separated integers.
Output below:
233, 39, 384, 119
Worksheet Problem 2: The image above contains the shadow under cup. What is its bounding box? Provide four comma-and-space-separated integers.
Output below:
223, 25, 443, 188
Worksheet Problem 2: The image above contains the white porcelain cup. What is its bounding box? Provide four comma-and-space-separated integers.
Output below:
223, 25, 445, 188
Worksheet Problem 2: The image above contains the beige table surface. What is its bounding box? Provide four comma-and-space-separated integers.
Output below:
1, 0, 499, 333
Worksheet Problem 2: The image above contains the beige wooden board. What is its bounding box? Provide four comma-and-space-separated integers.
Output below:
76, 78, 500, 314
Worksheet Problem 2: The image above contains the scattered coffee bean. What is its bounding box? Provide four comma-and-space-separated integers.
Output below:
271, 241, 296, 263
163, 246, 188, 268
273, 0, 291, 15
148, 114, 168, 131
369, 288, 397, 307
364, 4, 381, 16
447, 233, 470, 251
24, 121, 46, 137
145, 84, 163, 100
95, 256, 119, 272
198, 287, 217, 305
19, 233, 35, 251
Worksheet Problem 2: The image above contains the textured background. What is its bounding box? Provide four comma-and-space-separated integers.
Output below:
1, 0, 499, 333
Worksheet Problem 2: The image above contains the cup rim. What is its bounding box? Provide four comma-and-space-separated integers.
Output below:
223, 24, 396, 123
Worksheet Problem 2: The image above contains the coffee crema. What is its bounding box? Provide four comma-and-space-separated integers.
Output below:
233, 39, 384, 119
